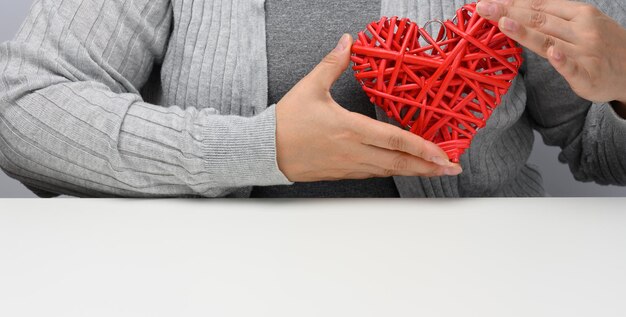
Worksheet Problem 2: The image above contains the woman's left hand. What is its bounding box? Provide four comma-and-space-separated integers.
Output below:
476, 0, 626, 108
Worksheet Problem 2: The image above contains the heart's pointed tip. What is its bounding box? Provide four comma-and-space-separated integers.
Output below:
445, 150, 461, 164
435, 140, 470, 164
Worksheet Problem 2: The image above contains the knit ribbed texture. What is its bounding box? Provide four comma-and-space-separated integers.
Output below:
0, 0, 624, 197
381, 0, 626, 197
0, 0, 290, 198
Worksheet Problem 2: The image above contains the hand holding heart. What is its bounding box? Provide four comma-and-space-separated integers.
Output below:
476, 0, 626, 108
274, 34, 462, 182
278, 1, 625, 183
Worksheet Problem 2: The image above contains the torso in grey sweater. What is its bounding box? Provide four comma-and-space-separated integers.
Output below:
1, 0, 625, 198
252, 0, 400, 198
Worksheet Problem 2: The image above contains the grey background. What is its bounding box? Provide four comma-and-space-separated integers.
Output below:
1, 0, 624, 197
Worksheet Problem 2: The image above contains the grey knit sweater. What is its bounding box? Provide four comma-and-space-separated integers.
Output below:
253, 0, 401, 198
0, 0, 625, 198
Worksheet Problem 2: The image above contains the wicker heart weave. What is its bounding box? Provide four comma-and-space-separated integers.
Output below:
350, 3, 523, 162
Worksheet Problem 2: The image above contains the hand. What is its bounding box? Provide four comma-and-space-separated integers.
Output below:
476, 0, 626, 106
275, 34, 463, 182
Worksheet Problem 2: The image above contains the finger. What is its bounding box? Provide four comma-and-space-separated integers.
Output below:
498, 16, 577, 58
478, 2, 576, 44
546, 46, 589, 92
478, 0, 582, 21
306, 33, 353, 91
351, 113, 458, 167
360, 145, 463, 177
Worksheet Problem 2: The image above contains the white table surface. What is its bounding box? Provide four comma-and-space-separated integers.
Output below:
1, 198, 625, 317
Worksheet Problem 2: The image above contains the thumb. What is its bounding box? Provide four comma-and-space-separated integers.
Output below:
307, 33, 353, 91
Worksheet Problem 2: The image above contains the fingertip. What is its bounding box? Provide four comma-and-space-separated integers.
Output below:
418, 139, 452, 166
444, 164, 463, 176
430, 156, 452, 167
333, 33, 353, 53
499, 16, 519, 34
333, 34, 346, 52
428, 162, 463, 177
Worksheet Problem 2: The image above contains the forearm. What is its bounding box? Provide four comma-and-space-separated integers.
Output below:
0, 77, 290, 197
0, 0, 290, 197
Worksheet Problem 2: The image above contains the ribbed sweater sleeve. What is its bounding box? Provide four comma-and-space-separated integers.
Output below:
524, 54, 626, 187
0, 0, 291, 197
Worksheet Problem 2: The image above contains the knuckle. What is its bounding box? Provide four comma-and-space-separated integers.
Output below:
387, 134, 405, 151
321, 52, 340, 66
530, 0, 546, 12
529, 12, 547, 29
498, 5, 508, 18
584, 31, 603, 47
382, 169, 395, 177
542, 35, 556, 52
579, 4, 600, 16
392, 155, 409, 171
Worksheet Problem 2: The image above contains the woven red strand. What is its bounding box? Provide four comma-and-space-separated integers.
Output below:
351, 3, 523, 162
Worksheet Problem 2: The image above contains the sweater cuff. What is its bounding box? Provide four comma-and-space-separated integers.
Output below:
580, 103, 626, 185
202, 104, 293, 187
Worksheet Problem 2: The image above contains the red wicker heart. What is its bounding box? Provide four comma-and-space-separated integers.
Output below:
350, 3, 523, 162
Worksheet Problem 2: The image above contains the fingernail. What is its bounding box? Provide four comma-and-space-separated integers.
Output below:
431, 156, 453, 167
333, 34, 350, 52
500, 17, 519, 32
444, 165, 463, 176
477, 2, 496, 17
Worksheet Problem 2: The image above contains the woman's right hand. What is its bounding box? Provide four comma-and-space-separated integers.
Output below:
275, 34, 463, 182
